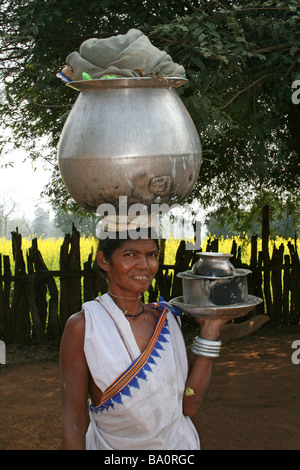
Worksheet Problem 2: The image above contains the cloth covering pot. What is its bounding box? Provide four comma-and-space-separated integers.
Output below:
66, 28, 185, 79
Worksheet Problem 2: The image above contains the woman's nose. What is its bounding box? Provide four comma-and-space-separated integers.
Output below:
136, 255, 148, 268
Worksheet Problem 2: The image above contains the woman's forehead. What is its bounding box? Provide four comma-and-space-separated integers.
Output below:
116, 238, 158, 252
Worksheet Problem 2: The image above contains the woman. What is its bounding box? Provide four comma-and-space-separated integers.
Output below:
60, 233, 227, 450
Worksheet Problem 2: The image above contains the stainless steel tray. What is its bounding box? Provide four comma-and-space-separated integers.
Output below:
169, 295, 263, 320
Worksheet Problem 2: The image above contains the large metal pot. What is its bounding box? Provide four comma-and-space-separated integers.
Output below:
57, 77, 202, 212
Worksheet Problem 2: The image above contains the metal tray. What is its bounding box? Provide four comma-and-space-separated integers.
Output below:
169, 295, 263, 320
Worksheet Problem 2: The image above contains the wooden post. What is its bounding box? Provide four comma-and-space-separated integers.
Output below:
283, 254, 291, 324
9, 229, 31, 343
0, 255, 4, 338
293, 235, 300, 324
249, 235, 258, 299
172, 241, 192, 297
26, 272, 46, 344
27, 240, 47, 343
271, 243, 284, 323
68, 224, 82, 312
261, 205, 273, 319
83, 250, 98, 302
27, 238, 59, 342
231, 239, 237, 260
287, 239, 300, 325
256, 251, 265, 314
3, 256, 11, 341
250, 235, 257, 268
59, 233, 71, 331
59, 225, 82, 333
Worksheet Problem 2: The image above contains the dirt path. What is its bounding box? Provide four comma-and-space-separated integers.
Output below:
0, 325, 299, 450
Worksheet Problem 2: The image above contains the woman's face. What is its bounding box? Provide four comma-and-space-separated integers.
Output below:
97, 238, 159, 296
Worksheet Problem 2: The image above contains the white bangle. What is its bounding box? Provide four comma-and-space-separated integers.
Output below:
191, 336, 222, 358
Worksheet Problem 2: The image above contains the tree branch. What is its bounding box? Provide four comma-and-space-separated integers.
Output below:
219, 72, 279, 110
251, 42, 292, 55
149, 35, 181, 45
234, 6, 300, 12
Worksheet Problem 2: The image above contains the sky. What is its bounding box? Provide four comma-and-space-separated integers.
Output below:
0, 147, 53, 221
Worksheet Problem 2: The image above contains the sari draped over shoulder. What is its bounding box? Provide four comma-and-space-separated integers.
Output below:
83, 293, 200, 450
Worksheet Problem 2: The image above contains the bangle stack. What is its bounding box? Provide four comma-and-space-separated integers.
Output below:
191, 336, 222, 358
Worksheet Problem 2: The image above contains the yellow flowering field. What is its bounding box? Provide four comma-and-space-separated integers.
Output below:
0, 235, 98, 271
163, 235, 298, 266
0, 234, 298, 272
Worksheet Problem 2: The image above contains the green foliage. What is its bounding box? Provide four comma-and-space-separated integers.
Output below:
206, 202, 300, 238
0, 0, 299, 223
148, 1, 300, 216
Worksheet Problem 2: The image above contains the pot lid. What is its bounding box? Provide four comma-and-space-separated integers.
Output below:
191, 252, 237, 277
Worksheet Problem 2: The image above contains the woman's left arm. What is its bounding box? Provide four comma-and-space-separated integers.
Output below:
183, 318, 227, 417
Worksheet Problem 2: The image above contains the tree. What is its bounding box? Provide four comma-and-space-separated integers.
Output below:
7, 216, 33, 238
0, 196, 15, 237
149, 2, 300, 220
0, 0, 299, 229
31, 206, 51, 236
53, 206, 97, 236
207, 204, 300, 238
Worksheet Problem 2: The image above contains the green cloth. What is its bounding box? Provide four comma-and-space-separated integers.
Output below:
66, 29, 185, 80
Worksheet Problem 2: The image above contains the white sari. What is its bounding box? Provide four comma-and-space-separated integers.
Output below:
83, 293, 200, 450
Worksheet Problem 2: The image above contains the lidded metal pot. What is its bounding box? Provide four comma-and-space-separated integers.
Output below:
177, 252, 252, 307
57, 77, 202, 212
191, 252, 237, 277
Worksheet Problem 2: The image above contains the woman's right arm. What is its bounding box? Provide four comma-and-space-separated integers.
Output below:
60, 311, 89, 450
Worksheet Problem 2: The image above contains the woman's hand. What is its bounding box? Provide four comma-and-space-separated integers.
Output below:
194, 316, 229, 341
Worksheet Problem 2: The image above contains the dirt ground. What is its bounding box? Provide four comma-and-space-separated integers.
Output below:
0, 323, 299, 451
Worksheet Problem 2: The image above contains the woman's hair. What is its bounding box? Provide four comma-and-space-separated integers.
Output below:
95, 228, 159, 277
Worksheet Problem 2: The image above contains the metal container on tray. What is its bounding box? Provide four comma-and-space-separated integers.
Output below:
177, 252, 251, 307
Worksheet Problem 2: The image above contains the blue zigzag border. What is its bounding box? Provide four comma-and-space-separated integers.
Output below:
90, 320, 170, 414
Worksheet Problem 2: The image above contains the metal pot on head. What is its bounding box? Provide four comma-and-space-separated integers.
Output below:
57, 77, 202, 212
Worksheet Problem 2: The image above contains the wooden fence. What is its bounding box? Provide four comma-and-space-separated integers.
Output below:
0, 225, 299, 344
